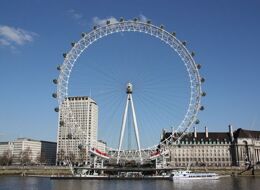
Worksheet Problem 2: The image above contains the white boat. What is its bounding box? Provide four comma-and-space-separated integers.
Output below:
170, 170, 220, 180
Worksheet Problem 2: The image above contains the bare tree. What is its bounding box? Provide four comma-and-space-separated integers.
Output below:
79, 148, 86, 164
68, 152, 76, 164
0, 150, 13, 166
57, 149, 65, 162
19, 147, 32, 165
36, 152, 46, 165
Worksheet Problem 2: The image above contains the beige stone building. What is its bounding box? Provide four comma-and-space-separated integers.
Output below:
161, 126, 260, 167
232, 128, 260, 166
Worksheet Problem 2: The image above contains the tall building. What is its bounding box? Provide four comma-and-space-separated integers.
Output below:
161, 125, 260, 167
56, 96, 98, 165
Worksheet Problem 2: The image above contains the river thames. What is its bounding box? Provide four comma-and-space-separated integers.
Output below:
0, 176, 259, 190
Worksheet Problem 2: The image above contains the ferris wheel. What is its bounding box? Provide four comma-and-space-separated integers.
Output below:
53, 17, 205, 164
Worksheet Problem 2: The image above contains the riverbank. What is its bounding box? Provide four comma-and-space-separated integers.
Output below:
190, 166, 260, 176
0, 166, 259, 177
0, 166, 72, 176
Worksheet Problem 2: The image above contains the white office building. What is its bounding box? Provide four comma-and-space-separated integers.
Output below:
0, 142, 13, 155
0, 138, 56, 165
56, 96, 98, 164
12, 138, 41, 164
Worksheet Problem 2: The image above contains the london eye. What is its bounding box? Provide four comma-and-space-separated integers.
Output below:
53, 17, 205, 164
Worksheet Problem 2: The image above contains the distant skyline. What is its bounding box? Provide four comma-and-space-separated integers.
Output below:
0, 0, 260, 143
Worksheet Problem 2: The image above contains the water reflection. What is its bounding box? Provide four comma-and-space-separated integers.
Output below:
0, 176, 260, 190
172, 179, 219, 190
52, 180, 174, 190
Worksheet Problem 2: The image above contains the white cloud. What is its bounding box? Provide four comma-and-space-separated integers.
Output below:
68, 9, 83, 20
0, 25, 37, 48
92, 16, 118, 26
92, 15, 149, 26
0, 38, 11, 46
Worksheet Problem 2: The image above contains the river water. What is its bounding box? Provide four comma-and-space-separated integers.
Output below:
0, 176, 259, 190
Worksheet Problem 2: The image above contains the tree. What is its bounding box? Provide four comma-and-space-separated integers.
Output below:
19, 147, 32, 165
79, 148, 87, 164
57, 149, 65, 161
57, 149, 66, 165
36, 152, 46, 165
68, 152, 76, 164
0, 150, 13, 166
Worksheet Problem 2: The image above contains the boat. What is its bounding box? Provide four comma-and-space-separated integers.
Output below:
170, 170, 220, 180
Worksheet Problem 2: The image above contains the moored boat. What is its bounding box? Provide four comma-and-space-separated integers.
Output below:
170, 170, 219, 180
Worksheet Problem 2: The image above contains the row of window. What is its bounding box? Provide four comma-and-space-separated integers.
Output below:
173, 149, 229, 153
173, 153, 229, 157
173, 157, 230, 162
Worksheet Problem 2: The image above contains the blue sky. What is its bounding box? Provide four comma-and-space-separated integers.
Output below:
0, 0, 260, 145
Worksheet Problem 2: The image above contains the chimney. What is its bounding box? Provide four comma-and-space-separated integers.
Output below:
229, 124, 234, 141
205, 126, 208, 138
194, 126, 197, 138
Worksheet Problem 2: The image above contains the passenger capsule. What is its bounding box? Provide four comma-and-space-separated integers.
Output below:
67, 133, 73, 139
191, 52, 195, 57
171, 32, 176, 37
54, 107, 59, 112
78, 144, 83, 150
119, 17, 124, 22
63, 53, 67, 58
81, 32, 86, 37
160, 25, 164, 29
106, 20, 110, 25
93, 25, 97, 30
133, 18, 138, 22
195, 119, 200, 124
57, 65, 61, 71
71, 42, 75, 47
53, 79, 58, 84
201, 92, 206, 97
182, 41, 187, 46
147, 20, 151, 24
200, 77, 205, 83
52, 93, 57, 98
197, 64, 201, 69
200, 106, 205, 111
59, 121, 64, 126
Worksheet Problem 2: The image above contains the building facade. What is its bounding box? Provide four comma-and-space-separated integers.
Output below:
0, 138, 57, 165
161, 125, 260, 167
0, 142, 13, 155
12, 138, 41, 164
232, 128, 260, 166
56, 96, 98, 165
